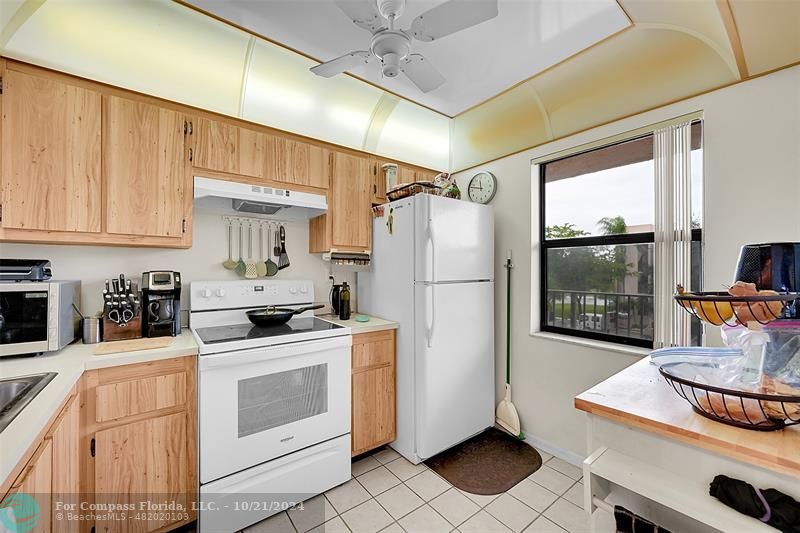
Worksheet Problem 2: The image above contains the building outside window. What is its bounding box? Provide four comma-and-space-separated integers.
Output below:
538, 121, 703, 348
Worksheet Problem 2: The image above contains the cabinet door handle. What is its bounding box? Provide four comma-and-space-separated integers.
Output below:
189, 121, 193, 135
188, 148, 193, 162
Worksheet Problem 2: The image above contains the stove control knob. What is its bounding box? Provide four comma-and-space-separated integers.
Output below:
200, 288, 212, 298
289, 287, 298, 294
300, 286, 309, 294
215, 288, 226, 298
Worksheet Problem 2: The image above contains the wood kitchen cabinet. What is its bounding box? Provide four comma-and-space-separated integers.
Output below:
51, 395, 80, 533
0, 68, 102, 233
5, 439, 53, 533
309, 151, 372, 253
193, 117, 273, 181
370, 159, 387, 204
351, 330, 396, 456
82, 356, 197, 533
0, 61, 192, 248
0, 393, 80, 533
104, 95, 188, 239
193, 117, 330, 190
397, 165, 440, 186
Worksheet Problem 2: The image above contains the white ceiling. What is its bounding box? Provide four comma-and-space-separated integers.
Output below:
185, 0, 631, 116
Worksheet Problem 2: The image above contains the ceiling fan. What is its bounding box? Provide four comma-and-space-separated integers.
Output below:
310, 0, 499, 93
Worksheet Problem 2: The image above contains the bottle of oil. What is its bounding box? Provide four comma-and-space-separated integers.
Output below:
339, 282, 351, 321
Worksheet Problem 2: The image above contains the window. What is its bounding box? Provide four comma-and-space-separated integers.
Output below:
539, 122, 702, 348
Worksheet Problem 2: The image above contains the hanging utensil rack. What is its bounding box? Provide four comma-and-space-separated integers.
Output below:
222, 216, 294, 277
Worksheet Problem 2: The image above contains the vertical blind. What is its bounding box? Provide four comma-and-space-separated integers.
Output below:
654, 121, 694, 348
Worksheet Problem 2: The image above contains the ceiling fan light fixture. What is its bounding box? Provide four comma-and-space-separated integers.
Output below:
382, 52, 401, 77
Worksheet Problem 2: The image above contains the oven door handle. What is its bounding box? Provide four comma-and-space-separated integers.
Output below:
198, 335, 352, 370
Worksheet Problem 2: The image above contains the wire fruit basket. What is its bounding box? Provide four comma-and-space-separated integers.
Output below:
386, 182, 440, 202
674, 291, 799, 327
658, 364, 800, 431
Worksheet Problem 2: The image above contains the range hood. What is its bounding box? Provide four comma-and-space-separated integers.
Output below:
193, 176, 327, 220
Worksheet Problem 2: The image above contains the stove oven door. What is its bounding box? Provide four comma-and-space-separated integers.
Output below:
199, 335, 351, 484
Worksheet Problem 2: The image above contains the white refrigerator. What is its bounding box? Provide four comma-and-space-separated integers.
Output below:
358, 194, 495, 464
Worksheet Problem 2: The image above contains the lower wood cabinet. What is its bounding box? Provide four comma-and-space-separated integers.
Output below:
351, 330, 396, 456
83, 356, 197, 533
94, 412, 191, 533
6, 439, 53, 533
51, 395, 81, 533
1, 393, 79, 533
0, 355, 197, 533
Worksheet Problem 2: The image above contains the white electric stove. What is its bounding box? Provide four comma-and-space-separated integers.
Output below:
190, 280, 352, 533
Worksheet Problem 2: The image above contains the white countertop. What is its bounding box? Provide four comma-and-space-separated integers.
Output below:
317, 313, 398, 334
0, 331, 198, 485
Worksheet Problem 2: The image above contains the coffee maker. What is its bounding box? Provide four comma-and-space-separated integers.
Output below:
141, 271, 181, 337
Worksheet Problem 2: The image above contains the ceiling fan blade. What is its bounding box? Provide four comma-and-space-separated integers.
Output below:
409, 0, 498, 42
401, 54, 445, 93
310, 51, 372, 78
334, 0, 385, 33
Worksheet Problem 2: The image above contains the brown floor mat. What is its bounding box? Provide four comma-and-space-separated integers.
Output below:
424, 427, 542, 495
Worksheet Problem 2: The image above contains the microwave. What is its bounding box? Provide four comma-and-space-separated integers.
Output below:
0, 280, 81, 357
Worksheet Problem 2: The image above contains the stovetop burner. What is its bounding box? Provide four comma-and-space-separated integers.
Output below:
195, 317, 343, 345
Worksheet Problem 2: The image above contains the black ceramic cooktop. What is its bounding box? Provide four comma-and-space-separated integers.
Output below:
196, 317, 343, 344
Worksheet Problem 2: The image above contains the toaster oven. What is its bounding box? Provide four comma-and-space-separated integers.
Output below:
0, 280, 81, 357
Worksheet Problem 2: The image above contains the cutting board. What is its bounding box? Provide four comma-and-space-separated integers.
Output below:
93, 336, 173, 355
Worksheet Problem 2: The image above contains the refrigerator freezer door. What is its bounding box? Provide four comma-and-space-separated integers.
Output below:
414, 281, 494, 460
415, 195, 494, 283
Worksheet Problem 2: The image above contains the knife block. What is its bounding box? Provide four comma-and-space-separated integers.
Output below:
101, 313, 142, 341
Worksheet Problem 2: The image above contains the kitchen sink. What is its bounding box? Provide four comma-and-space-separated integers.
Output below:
0, 372, 57, 434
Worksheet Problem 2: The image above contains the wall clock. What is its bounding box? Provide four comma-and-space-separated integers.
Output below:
467, 171, 497, 204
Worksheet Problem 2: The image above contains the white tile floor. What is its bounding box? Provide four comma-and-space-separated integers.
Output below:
244, 447, 588, 533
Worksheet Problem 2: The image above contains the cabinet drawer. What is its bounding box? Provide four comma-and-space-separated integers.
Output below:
352, 330, 395, 372
96, 371, 187, 422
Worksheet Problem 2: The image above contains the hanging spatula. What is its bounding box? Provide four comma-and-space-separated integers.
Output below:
244, 223, 258, 279
256, 223, 268, 278
223, 220, 238, 270
278, 225, 290, 270
265, 225, 279, 277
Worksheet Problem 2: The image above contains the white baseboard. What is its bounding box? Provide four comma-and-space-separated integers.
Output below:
522, 432, 585, 468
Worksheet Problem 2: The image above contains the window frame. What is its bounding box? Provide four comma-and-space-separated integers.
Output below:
537, 133, 702, 349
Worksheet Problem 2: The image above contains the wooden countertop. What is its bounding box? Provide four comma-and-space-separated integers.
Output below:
575, 357, 800, 479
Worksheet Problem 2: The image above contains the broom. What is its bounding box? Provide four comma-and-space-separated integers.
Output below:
496, 250, 523, 439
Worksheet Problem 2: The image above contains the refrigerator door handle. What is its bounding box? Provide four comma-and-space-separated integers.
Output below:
426, 284, 435, 348
427, 199, 436, 281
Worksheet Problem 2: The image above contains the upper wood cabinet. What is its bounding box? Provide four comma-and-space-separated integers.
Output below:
309, 150, 371, 253
193, 117, 330, 190
398, 165, 418, 186
1, 69, 102, 233
397, 165, 440, 186
104, 95, 188, 238
330, 152, 371, 251
370, 159, 387, 204
272, 138, 330, 189
0, 62, 191, 248
193, 117, 240, 175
